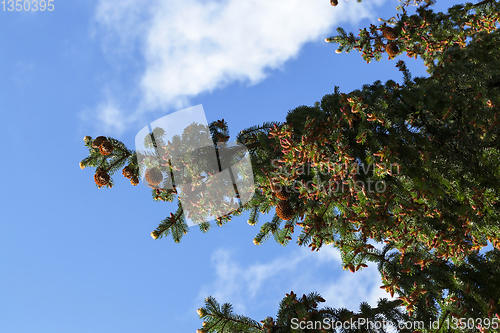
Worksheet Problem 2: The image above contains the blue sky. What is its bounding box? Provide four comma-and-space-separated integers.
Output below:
0, 0, 470, 332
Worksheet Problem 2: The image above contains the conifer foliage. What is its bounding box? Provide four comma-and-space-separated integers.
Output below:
79, 0, 500, 331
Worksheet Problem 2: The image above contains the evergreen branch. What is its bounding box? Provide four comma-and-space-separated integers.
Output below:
102, 153, 130, 174
436, 310, 450, 332
244, 142, 262, 149
471, 0, 496, 9
247, 205, 260, 226
151, 201, 186, 242
79, 155, 100, 169
199, 297, 262, 332
204, 318, 222, 332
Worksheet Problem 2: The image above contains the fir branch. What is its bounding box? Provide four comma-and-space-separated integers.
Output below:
102, 153, 130, 174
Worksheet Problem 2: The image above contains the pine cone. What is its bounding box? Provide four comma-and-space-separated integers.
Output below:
386, 42, 399, 56
145, 167, 163, 186
92, 136, 107, 148
330, 0, 338, 5
94, 171, 110, 187
99, 140, 113, 156
382, 26, 398, 40
130, 176, 139, 186
276, 200, 295, 220
274, 185, 291, 200
122, 165, 134, 179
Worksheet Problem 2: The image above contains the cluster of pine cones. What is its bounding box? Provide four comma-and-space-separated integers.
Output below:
93, 164, 140, 188
382, 26, 399, 56
120, 166, 163, 188
273, 184, 295, 220
86, 136, 142, 187
91, 136, 113, 188
92, 136, 114, 156
122, 165, 139, 186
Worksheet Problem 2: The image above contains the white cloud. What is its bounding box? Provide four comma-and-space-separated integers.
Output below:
97, 103, 127, 134
197, 248, 308, 313
195, 245, 395, 319
298, 247, 392, 311
87, 0, 388, 134
78, 88, 131, 134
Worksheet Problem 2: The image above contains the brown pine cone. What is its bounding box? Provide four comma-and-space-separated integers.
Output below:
99, 140, 114, 156
130, 176, 139, 186
330, 0, 338, 5
386, 42, 399, 56
122, 165, 134, 179
94, 171, 110, 187
274, 185, 291, 200
276, 200, 295, 220
92, 136, 107, 148
382, 26, 398, 40
145, 167, 163, 186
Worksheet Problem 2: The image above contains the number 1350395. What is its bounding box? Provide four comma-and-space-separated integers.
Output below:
2, 0, 54, 11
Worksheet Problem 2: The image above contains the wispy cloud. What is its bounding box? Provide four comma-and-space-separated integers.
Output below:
297, 247, 392, 311
196, 248, 307, 314
195, 244, 395, 320
78, 87, 131, 134
86, 0, 387, 134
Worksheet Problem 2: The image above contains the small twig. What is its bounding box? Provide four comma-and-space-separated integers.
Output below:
436, 310, 450, 332
103, 153, 130, 173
